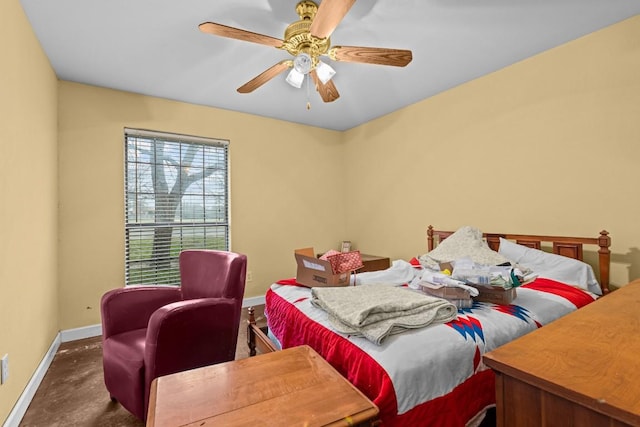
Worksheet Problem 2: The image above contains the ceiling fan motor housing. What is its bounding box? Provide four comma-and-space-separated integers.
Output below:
282, 1, 330, 68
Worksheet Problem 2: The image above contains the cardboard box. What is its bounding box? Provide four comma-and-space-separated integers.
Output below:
419, 282, 472, 300
294, 249, 351, 288
471, 284, 517, 305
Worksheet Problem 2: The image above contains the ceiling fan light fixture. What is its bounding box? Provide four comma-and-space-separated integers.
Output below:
316, 60, 336, 84
199, 0, 411, 103
286, 68, 305, 88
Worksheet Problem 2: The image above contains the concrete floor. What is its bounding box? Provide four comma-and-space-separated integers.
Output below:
19, 305, 266, 427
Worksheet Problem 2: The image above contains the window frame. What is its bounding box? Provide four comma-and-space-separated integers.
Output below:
124, 128, 230, 286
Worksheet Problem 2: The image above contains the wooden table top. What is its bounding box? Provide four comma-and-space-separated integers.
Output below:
484, 279, 640, 426
147, 345, 379, 427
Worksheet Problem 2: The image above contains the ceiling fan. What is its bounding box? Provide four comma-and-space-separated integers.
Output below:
199, 0, 413, 105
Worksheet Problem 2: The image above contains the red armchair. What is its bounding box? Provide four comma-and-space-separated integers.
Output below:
100, 249, 247, 420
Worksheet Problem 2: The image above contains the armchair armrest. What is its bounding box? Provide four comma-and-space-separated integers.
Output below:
144, 297, 238, 383
101, 286, 182, 339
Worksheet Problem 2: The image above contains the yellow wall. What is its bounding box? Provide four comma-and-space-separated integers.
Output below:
0, 0, 59, 421
57, 82, 345, 329
345, 15, 640, 287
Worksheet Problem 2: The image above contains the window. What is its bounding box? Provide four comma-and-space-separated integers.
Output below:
124, 128, 229, 286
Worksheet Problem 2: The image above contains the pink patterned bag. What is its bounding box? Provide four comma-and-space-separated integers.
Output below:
326, 250, 364, 274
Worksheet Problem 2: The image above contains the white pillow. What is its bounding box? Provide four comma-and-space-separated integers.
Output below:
498, 238, 601, 295
419, 226, 511, 267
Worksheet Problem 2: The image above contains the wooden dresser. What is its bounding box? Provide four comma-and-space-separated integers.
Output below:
484, 279, 640, 427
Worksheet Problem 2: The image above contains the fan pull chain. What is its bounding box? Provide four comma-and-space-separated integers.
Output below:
306, 75, 311, 110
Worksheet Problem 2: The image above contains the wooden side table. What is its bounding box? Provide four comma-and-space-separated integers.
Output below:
147, 345, 379, 427
359, 254, 391, 273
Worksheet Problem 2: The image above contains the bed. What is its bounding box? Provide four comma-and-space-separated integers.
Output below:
247, 226, 611, 426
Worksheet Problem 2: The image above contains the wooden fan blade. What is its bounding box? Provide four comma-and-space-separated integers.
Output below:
330, 46, 413, 67
309, 0, 356, 39
199, 22, 283, 48
310, 70, 340, 103
237, 60, 292, 93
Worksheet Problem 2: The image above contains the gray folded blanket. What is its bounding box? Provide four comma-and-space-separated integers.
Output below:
311, 285, 457, 345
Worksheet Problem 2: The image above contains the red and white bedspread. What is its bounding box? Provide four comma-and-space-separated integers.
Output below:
265, 278, 597, 427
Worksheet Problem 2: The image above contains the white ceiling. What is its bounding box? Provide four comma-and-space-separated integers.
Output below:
20, 0, 640, 131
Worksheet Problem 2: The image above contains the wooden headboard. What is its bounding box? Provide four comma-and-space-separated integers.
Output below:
426, 225, 612, 294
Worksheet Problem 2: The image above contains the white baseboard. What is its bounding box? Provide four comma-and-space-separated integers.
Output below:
2, 334, 61, 427
242, 295, 265, 308
60, 324, 102, 343
2, 294, 265, 427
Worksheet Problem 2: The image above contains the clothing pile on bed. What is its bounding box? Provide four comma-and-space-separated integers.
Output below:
346, 226, 522, 309
414, 226, 534, 306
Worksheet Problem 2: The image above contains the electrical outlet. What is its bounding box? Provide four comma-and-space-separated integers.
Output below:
1, 354, 8, 384
246, 271, 253, 282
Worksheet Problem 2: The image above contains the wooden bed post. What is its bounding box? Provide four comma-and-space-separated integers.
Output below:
427, 225, 435, 252
247, 306, 257, 357
598, 230, 611, 294
246, 306, 278, 356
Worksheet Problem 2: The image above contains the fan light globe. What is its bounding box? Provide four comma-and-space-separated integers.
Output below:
293, 53, 312, 74
286, 68, 305, 88
316, 61, 336, 84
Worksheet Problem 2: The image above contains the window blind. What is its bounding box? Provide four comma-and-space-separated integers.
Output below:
124, 128, 230, 286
